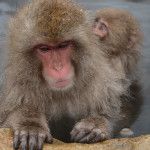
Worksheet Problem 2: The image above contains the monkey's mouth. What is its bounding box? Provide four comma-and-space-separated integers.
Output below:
52, 78, 73, 88
43, 71, 74, 90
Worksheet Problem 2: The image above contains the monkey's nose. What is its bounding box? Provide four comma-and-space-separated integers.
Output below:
53, 63, 63, 71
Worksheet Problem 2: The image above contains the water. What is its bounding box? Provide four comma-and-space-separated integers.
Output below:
0, 0, 150, 137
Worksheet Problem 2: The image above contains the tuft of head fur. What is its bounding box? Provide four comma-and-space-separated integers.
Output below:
9, 0, 88, 52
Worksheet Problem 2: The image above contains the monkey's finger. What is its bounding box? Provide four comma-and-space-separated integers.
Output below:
70, 129, 80, 142
37, 136, 44, 150
20, 135, 28, 150
45, 133, 53, 144
13, 130, 20, 150
73, 129, 90, 142
29, 134, 37, 150
13, 136, 20, 150
79, 131, 97, 143
89, 133, 106, 143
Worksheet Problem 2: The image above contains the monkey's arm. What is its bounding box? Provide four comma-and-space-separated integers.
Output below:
2, 105, 52, 150
71, 81, 142, 143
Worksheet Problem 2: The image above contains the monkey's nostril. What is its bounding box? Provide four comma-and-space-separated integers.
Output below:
53, 63, 63, 71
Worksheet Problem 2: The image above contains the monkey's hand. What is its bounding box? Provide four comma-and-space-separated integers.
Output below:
13, 125, 52, 150
3, 106, 53, 150
70, 116, 111, 143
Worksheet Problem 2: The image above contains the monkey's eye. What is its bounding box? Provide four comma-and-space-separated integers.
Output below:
95, 18, 100, 22
101, 23, 107, 30
39, 46, 51, 52
58, 42, 70, 49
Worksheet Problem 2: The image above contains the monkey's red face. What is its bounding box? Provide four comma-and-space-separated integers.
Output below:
34, 41, 74, 90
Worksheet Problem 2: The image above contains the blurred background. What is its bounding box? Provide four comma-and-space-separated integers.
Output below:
0, 0, 150, 137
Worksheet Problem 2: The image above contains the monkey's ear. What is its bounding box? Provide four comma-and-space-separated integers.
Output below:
127, 32, 137, 49
93, 19, 108, 39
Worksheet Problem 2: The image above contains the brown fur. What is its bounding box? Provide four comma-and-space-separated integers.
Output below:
0, 1, 142, 149
94, 8, 143, 78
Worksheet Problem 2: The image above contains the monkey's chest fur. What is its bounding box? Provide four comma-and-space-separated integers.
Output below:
46, 94, 102, 143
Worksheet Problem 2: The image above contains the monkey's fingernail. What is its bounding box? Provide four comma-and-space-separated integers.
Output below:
46, 135, 53, 144
37, 145, 43, 150
13, 143, 19, 149
13, 138, 20, 149
29, 145, 35, 150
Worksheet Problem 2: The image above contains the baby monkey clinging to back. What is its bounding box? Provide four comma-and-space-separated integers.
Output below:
93, 8, 143, 79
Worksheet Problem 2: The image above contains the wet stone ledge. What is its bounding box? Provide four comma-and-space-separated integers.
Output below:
0, 128, 150, 150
